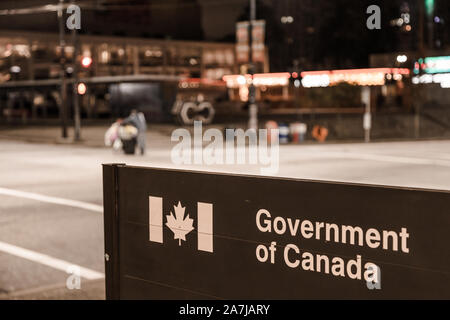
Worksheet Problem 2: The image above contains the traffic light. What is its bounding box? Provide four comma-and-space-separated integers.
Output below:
77, 82, 87, 95
81, 56, 92, 68
290, 71, 302, 88
425, 0, 435, 18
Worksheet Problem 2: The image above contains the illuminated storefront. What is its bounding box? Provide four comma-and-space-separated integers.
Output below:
300, 68, 410, 88
413, 56, 450, 88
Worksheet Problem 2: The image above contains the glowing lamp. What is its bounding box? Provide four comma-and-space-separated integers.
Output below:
77, 82, 87, 95
81, 56, 92, 68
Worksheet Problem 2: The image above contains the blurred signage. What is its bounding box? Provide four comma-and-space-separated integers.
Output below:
415, 56, 450, 74
412, 73, 450, 88
236, 20, 266, 64
222, 69, 410, 89
223, 72, 290, 88
300, 68, 409, 88
104, 164, 450, 299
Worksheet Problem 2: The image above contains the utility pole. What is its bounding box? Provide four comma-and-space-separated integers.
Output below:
416, 0, 426, 139
71, 0, 81, 141
427, 15, 434, 50
248, 0, 258, 131
362, 87, 371, 143
58, 0, 68, 139
72, 27, 81, 141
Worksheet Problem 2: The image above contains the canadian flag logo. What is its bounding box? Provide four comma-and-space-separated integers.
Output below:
149, 196, 213, 253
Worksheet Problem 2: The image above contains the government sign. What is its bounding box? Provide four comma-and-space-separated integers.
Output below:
103, 164, 450, 299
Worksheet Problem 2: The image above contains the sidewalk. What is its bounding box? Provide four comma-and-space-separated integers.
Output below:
2, 122, 448, 148
0, 124, 179, 148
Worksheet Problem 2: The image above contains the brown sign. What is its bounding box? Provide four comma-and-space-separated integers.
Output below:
236, 20, 265, 64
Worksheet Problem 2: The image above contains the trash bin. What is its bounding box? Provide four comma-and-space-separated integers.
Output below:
118, 125, 138, 155
278, 123, 290, 144
290, 122, 307, 143
122, 137, 137, 155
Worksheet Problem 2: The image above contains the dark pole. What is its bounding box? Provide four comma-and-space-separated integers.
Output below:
418, 0, 425, 58
71, 4, 81, 141
58, 0, 68, 138
427, 4, 434, 50
415, 0, 426, 139
248, 0, 258, 131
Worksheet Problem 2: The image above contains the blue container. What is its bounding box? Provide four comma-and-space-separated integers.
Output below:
278, 123, 290, 144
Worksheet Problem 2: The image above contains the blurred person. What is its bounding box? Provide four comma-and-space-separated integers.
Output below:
122, 109, 147, 155
105, 118, 123, 152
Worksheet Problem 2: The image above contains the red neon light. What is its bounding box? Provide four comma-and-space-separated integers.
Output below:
223, 72, 291, 82
301, 68, 410, 77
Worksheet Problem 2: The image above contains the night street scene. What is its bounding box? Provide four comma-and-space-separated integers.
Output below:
0, 0, 450, 309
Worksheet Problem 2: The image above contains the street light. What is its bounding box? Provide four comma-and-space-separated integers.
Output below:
77, 82, 87, 95
397, 55, 408, 63
81, 56, 92, 68
281, 16, 294, 24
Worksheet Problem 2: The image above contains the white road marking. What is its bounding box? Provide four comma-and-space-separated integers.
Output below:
324, 151, 450, 167
0, 187, 103, 213
0, 241, 104, 280
0, 188, 104, 279
283, 148, 450, 167
326, 152, 450, 167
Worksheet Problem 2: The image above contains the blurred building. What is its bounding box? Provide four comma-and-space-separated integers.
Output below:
0, 0, 204, 40
1, 0, 449, 72
266, 0, 450, 71
0, 30, 235, 81
0, 29, 236, 122
270, 0, 323, 71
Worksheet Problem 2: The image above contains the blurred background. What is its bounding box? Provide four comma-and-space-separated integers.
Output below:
0, 0, 449, 300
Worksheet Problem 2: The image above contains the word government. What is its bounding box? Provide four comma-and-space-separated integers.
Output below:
171, 120, 279, 174
256, 209, 411, 282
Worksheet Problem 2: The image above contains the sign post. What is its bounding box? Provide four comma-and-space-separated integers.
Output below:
362, 86, 371, 143
236, 3, 265, 132
103, 164, 450, 299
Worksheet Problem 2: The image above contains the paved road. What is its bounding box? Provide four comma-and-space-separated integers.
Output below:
1, 138, 450, 299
